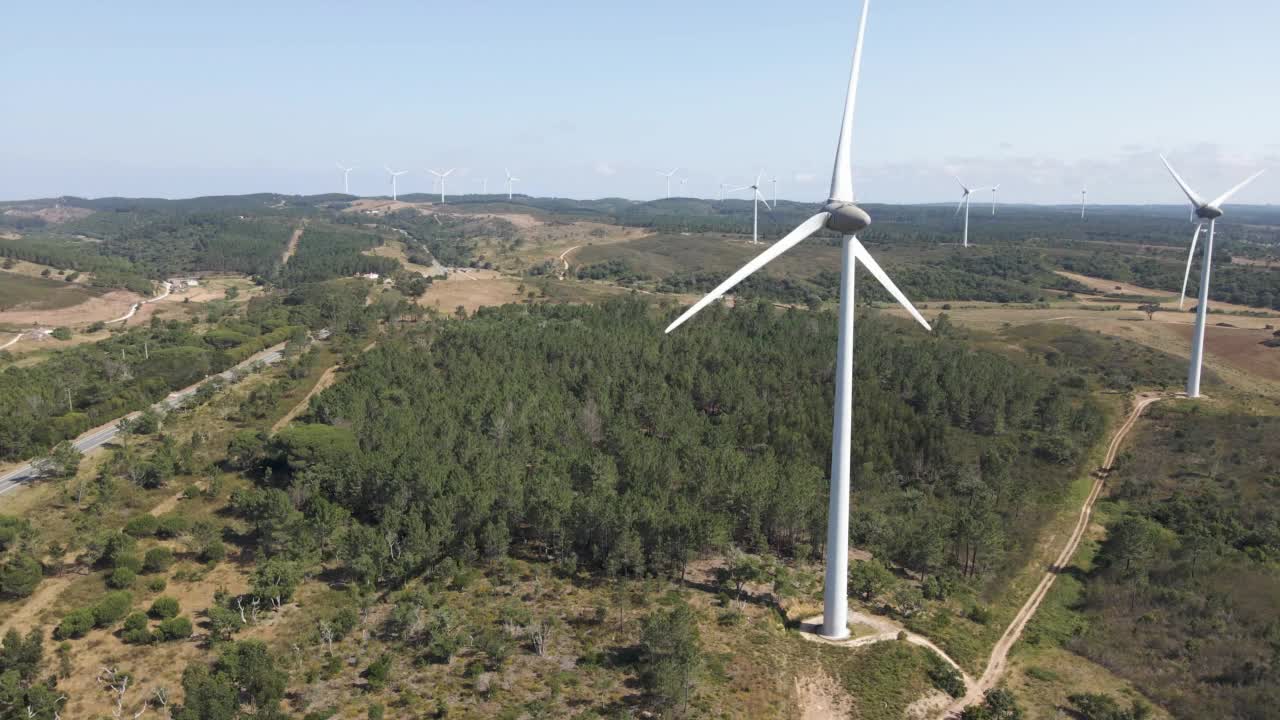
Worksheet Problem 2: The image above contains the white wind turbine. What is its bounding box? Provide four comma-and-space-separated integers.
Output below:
478, 178, 489, 194
726, 172, 774, 245
657, 168, 680, 199
679, 176, 690, 196
384, 166, 408, 201
505, 168, 520, 200
990, 185, 1000, 215
1081, 187, 1088, 219
429, 169, 455, 203
336, 163, 357, 194
771, 175, 779, 206
664, 0, 931, 641
1161, 155, 1266, 398
953, 178, 993, 248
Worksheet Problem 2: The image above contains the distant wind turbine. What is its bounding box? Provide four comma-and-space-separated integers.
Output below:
1081, 187, 1088, 219
504, 168, 520, 200
679, 176, 689, 196
770, 175, 779, 206
429, 169, 455, 203
384, 166, 408, 201
991, 185, 1000, 215
1161, 155, 1266, 398
657, 168, 680, 199
478, 178, 488, 194
664, 0, 931, 641
726, 171, 773, 244
336, 163, 357, 195
953, 178, 993, 248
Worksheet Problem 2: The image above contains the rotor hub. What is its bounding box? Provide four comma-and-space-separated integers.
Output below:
1196, 206, 1223, 220
822, 201, 871, 234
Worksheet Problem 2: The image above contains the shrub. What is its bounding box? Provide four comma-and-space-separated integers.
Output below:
123, 612, 154, 644
927, 660, 966, 698
967, 604, 993, 626
92, 590, 134, 627
157, 616, 193, 641
143, 547, 174, 573
201, 539, 226, 564
149, 596, 180, 620
113, 552, 143, 573
156, 514, 190, 538
364, 654, 393, 691
56, 609, 96, 639
108, 567, 137, 589
0, 555, 43, 598
51, 327, 72, 341
124, 515, 159, 537
147, 577, 168, 593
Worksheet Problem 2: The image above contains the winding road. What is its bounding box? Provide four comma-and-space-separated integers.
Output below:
0, 341, 286, 498
105, 280, 172, 325
941, 391, 1166, 716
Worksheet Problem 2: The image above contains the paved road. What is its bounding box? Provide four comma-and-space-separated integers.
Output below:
0, 342, 286, 498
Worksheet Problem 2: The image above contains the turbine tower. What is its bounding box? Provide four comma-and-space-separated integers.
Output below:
679, 176, 690, 196
664, 0, 931, 641
771, 175, 779, 206
336, 163, 357, 195
1081, 187, 1088, 219
478, 178, 488, 194
505, 168, 520, 200
429, 169, 455, 203
991, 185, 1000, 215
384, 166, 408, 202
726, 172, 773, 244
1160, 155, 1265, 398
657, 168, 680, 199
953, 178, 992, 248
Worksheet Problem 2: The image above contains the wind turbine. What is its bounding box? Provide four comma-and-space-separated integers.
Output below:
429, 169, 455, 203
679, 176, 690, 196
771, 175, 779, 206
384, 166, 408, 201
664, 0, 930, 641
990, 185, 1000, 215
727, 172, 774, 245
657, 168, 680, 199
336, 163, 356, 194
953, 178, 992, 248
478, 178, 489, 194
1161, 155, 1265, 398
1080, 187, 1087, 219
505, 168, 520, 200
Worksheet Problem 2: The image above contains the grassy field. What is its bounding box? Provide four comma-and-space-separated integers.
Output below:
0, 270, 107, 312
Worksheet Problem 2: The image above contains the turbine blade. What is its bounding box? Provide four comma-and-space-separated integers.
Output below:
1160, 155, 1206, 208
849, 237, 931, 331
1208, 169, 1266, 209
755, 189, 772, 210
1180, 223, 1203, 310
827, 0, 871, 203
665, 213, 830, 333
954, 195, 965, 216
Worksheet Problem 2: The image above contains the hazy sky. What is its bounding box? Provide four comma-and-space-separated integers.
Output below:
3, 0, 1278, 204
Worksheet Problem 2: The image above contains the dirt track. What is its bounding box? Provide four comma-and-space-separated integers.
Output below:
943, 392, 1166, 716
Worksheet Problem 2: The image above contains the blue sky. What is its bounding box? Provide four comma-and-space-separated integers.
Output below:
3, 0, 1278, 204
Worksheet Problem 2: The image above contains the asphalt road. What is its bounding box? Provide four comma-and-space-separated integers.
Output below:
0, 343, 286, 498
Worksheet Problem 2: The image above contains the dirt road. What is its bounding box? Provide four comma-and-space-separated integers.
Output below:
944, 392, 1166, 716
281, 223, 304, 264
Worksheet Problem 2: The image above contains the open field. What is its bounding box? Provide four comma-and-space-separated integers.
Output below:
0, 280, 139, 327
0, 271, 108, 313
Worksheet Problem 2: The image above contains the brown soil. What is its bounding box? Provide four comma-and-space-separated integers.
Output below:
281, 224, 304, 264
796, 671, 853, 720
417, 270, 523, 315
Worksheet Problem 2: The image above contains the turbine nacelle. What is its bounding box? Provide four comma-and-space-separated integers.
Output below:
1195, 205, 1224, 220
821, 201, 871, 235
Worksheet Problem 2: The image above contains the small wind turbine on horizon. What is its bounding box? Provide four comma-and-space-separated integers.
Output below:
953, 178, 993, 248
504, 168, 520, 200
1161, 155, 1266, 398
1081, 187, 1088, 219
478, 178, 489, 194
384, 166, 408, 202
664, 0, 931, 641
771, 175, 779, 206
679, 176, 690, 197
336, 163, 357, 195
726, 172, 774, 245
657, 168, 680, 199
990, 185, 1000, 215
429, 169, 455, 203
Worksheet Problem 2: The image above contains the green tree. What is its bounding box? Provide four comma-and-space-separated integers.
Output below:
848, 559, 896, 602
639, 602, 702, 718
44, 441, 82, 479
